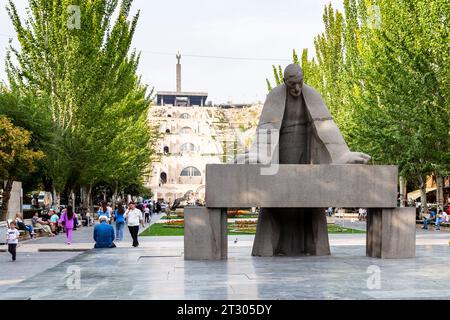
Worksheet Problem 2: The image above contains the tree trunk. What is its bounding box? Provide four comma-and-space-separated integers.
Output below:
69, 189, 75, 209
418, 175, 427, 219
52, 186, 61, 211
437, 175, 444, 211
1, 179, 14, 221
399, 176, 406, 207
80, 185, 86, 207
52, 186, 57, 206
112, 181, 118, 211
87, 185, 93, 214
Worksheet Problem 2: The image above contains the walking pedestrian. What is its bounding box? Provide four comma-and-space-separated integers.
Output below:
115, 202, 126, 241
59, 205, 76, 245
156, 201, 161, 214
326, 207, 333, 217
124, 201, 144, 247
144, 206, 151, 224
97, 201, 111, 223
107, 202, 114, 222
149, 201, 154, 216
6, 221, 20, 261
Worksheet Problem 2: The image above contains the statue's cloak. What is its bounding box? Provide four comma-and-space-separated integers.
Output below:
248, 83, 350, 165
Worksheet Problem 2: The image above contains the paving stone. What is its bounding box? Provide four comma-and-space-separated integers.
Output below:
1, 232, 450, 299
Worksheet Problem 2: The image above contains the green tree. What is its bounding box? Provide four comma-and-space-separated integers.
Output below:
266, 49, 304, 90
0, 115, 45, 220
5, 0, 155, 206
350, 0, 450, 213
272, 0, 450, 213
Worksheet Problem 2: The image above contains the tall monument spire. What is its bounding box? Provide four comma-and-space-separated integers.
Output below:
176, 51, 181, 93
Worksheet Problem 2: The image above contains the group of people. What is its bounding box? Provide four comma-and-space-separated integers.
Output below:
5, 200, 153, 261
324, 207, 368, 220
422, 206, 450, 231
94, 201, 147, 248
13, 207, 79, 239
5, 206, 79, 261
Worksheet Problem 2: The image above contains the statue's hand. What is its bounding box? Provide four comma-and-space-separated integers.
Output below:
335, 152, 371, 164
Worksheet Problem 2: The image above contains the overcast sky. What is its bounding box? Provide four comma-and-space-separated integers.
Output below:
0, 0, 344, 103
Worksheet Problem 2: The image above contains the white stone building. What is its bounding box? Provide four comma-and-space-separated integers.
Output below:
146, 105, 223, 205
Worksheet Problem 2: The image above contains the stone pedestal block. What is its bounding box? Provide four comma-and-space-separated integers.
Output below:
366, 208, 416, 259
5, 181, 22, 221
184, 207, 227, 260
206, 164, 397, 208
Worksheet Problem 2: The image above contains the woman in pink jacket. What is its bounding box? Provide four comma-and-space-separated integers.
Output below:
59, 206, 76, 245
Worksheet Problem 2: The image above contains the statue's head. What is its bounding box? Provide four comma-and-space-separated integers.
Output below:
284, 64, 304, 97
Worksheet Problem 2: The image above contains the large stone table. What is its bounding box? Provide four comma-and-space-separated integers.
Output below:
184, 164, 416, 260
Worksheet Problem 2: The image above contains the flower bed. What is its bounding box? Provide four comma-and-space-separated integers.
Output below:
140, 218, 364, 236
163, 219, 184, 228
227, 209, 257, 218
229, 220, 257, 234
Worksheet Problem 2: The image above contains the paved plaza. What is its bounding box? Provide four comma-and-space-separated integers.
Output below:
1, 218, 450, 300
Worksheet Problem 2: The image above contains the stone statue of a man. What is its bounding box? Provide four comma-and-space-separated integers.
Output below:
235, 64, 370, 256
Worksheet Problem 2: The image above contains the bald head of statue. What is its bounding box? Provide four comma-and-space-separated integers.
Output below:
284, 64, 304, 97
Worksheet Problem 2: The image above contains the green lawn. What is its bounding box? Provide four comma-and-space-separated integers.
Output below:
328, 224, 365, 234
160, 214, 259, 220
140, 222, 365, 236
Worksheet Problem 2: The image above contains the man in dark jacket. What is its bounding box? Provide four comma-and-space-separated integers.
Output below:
94, 216, 116, 248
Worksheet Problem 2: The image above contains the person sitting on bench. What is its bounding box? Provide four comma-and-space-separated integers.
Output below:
15, 213, 36, 239
422, 209, 436, 230
435, 210, 449, 231
49, 209, 60, 234
32, 212, 55, 236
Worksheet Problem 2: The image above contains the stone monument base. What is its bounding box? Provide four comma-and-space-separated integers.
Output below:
366, 207, 416, 259
252, 208, 330, 257
184, 207, 227, 260
183, 165, 416, 260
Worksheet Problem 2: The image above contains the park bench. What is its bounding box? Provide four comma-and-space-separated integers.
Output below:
416, 219, 450, 228
184, 164, 416, 260
24, 218, 44, 235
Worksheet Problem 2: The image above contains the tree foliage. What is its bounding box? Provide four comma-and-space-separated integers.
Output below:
0, 115, 45, 219
4, 0, 155, 208
268, 0, 450, 210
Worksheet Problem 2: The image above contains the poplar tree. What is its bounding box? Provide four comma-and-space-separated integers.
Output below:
5, 0, 155, 207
